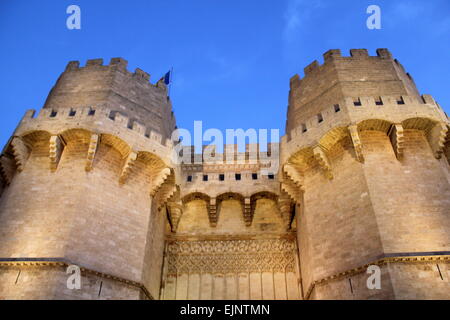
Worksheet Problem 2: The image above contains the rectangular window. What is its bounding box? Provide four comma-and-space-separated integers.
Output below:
397, 96, 405, 105
69, 109, 76, 117
235, 173, 241, 181
88, 108, 96, 116
375, 97, 383, 105
219, 174, 225, 181
353, 98, 362, 106
268, 174, 275, 180
252, 173, 258, 180
50, 110, 57, 117
334, 104, 340, 112
301, 123, 307, 133
187, 175, 192, 182
203, 175, 208, 181
317, 113, 323, 123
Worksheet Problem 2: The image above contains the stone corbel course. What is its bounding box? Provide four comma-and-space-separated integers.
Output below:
388, 123, 405, 160
119, 151, 138, 184
348, 125, 364, 163
208, 198, 218, 227
243, 197, 252, 226
313, 145, 333, 180
167, 201, 183, 232
0, 155, 15, 184
85, 134, 99, 172
10, 136, 30, 172
428, 122, 448, 159
49, 135, 64, 172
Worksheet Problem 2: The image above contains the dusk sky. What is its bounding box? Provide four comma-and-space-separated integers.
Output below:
1, 0, 449, 148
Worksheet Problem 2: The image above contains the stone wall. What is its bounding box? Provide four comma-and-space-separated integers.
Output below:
284, 49, 450, 300
0, 50, 449, 300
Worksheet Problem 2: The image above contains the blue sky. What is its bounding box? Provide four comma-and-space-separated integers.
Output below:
1, 0, 449, 148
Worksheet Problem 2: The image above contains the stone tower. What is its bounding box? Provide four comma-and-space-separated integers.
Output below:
0, 49, 449, 300
0, 58, 178, 299
281, 49, 450, 299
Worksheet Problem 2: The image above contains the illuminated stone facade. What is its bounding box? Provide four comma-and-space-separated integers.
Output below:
0, 49, 449, 300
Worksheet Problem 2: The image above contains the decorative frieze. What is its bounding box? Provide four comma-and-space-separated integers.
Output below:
166, 239, 297, 275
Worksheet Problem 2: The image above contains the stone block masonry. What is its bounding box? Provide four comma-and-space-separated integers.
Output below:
0, 49, 449, 300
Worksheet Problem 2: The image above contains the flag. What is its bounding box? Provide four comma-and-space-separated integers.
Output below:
164, 69, 172, 85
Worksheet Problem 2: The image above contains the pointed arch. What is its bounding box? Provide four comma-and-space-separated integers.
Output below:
21, 130, 52, 147
182, 192, 211, 204
60, 128, 92, 145
100, 133, 131, 158
357, 119, 393, 134
401, 117, 437, 133
250, 191, 278, 203
318, 126, 349, 151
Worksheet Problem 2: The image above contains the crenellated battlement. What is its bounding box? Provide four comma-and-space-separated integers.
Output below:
45, 57, 176, 141
287, 49, 426, 135
1, 51, 449, 301
64, 57, 167, 88
178, 142, 278, 162
282, 93, 448, 162
293, 48, 394, 80
14, 105, 174, 165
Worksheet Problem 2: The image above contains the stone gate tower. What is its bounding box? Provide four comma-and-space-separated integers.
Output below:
0, 49, 449, 300
0, 58, 178, 299
281, 49, 450, 299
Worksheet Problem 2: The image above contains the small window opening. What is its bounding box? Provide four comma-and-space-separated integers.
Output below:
235, 173, 241, 181
334, 104, 340, 112
187, 175, 192, 182
219, 174, 225, 181
301, 124, 307, 133
252, 173, 258, 180
317, 113, 323, 123
69, 109, 76, 117
397, 96, 405, 105
268, 174, 275, 180
88, 108, 96, 116
203, 175, 208, 181
375, 97, 383, 105
50, 110, 57, 117
353, 98, 362, 106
